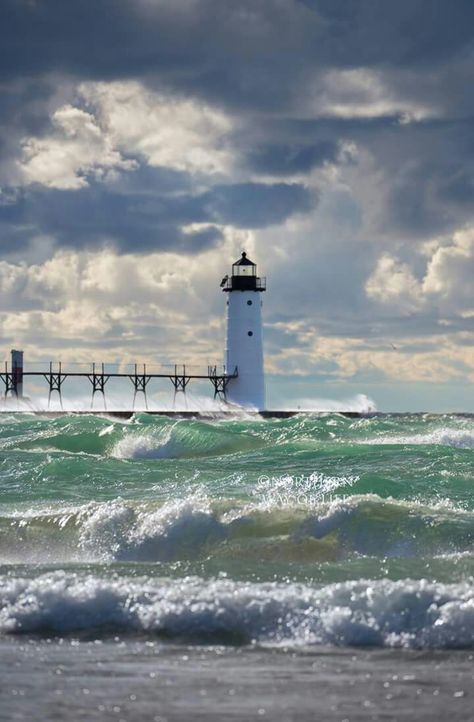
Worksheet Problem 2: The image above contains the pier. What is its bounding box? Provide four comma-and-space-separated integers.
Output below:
0, 352, 238, 410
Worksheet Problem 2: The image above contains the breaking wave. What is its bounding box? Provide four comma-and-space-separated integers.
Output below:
110, 420, 264, 460
0, 412, 472, 657
2, 494, 474, 564
0, 413, 472, 464
2, 572, 474, 649
362, 428, 474, 449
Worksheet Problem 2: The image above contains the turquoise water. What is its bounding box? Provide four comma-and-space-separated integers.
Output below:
0, 412, 473, 649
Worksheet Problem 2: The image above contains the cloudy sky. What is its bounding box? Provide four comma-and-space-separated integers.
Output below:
1, 0, 473, 411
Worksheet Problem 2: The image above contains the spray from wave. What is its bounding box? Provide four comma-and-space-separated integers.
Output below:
0, 391, 236, 414
2, 493, 474, 565
78, 497, 226, 562
2, 572, 474, 649
110, 418, 265, 460
362, 428, 474, 449
286, 394, 377, 414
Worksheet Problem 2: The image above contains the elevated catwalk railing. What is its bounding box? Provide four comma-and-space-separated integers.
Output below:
0, 360, 238, 409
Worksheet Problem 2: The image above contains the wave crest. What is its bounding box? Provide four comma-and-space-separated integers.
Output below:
363, 428, 474, 449
110, 420, 263, 460
2, 573, 474, 649
2, 494, 474, 564
79, 497, 227, 562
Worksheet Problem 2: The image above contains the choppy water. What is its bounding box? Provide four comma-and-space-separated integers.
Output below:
1, 412, 473, 652
2, 410, 474, 721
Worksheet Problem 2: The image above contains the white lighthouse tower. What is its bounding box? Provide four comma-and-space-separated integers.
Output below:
222, 252, 266, 410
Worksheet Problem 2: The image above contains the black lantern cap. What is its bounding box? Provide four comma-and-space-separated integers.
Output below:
233, 251, 256, 266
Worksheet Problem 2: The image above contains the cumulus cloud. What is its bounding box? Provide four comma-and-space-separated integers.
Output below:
17, 81, 234, 189
423, 227, 474, 313
311, 68, 435, 122
4, 79, 313, 255
80, 81, 233, 175
365, 255, 423, 312
19, 105, 136, 189
366, 226, 474, 318
266, 322, 474, 384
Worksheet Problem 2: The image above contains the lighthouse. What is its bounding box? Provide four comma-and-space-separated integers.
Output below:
222, 252, 266, 410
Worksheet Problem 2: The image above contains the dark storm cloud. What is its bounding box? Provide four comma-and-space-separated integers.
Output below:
264, 114, 474, 241
0, 77, 61, 181
365, 119, 474, 239
0, 176, 313, 253
0, 0, 474, 87
0, 181, 210, 255
203, 182, 314, 227
385, 160, 474, 239
0, 0, 473, 256
0, 78, 56, 134
245, 142, 338, 176
299, 0, 474, 67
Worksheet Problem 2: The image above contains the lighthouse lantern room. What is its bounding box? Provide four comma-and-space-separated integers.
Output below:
222, 252, 266, 410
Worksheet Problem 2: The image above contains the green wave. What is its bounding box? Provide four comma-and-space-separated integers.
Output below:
0, 413, 472, 587
1, 495, 473, 570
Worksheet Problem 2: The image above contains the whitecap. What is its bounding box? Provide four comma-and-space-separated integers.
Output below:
361, 427, 474, 449
2, 573, 474, 649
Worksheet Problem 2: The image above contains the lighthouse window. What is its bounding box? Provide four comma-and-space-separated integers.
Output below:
248, 331, 253, 337
247, 300, 252, 306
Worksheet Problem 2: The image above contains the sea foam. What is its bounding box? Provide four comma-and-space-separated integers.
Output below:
78, 497, 227, 562
362, 427, 474, 449
2, 573, 474, 649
